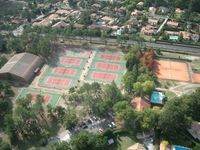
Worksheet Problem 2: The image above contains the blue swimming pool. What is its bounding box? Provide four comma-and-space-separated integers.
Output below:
150, 91, 165, 104
169, 35, 179, 40
173, 145, 190, 150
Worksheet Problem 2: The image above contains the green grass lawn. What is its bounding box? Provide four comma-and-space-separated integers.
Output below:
165, 91, 177, 100
109, 131, 138, 150
117, 136, 137, 150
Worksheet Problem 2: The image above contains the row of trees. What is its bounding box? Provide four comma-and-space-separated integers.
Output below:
6, 31, 57, 58
123, 47, 157, 95
124, 0, 200, 13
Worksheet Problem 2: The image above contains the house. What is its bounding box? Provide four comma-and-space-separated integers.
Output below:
52, 21, 69, 28
126, 18, 139, 26
33, 13, 59, 26
141, 25, 156, 35
137, 1, 144, 7
73, 23, 84, 29
188, 121, 200, 141
131, 96, 151, 111
55, 9, 71, 15
101, 16, 114, 24
131, 9, 143, 16
148, 18, 158, 26
127, 143, 146, 150
69, 10, 81, 18
149, 7, 157, 15
158, 6, 169, 14
11, 18, 24, 24
111, 25, 119, 30
175, 8, 184, 14
180, 31, 191, 40
166, 21, 179, 27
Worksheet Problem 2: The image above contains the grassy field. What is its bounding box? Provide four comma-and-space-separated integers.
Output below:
165, 91, 177, 100
109, 132, 138, 150
191, 59, 200, 71
117, 136, 137, 150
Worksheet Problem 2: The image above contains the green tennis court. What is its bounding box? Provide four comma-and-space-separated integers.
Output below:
85, 50, 126, 86
16, 88, 61, 106
38, 50, 88, 90
85, 69, 124, 85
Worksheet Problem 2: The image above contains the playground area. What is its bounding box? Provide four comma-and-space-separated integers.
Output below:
16, 88, 61, 106
85, 50, 126, 85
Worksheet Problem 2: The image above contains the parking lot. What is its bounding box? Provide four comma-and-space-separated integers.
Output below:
72, 116, 116, 135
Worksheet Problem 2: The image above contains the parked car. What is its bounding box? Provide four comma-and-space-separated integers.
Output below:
108, 124, 112, 128
111, 122, 116, 127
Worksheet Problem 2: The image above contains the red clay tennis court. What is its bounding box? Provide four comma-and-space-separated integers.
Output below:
52, 67, 77, 76
100, 54, 121, 61
154, 60, 190, 82
192, 73, 200, 83
46, 77, 70, 86
60, 57, 81, 65
92, 72, 117, 81
96, 62, 120, 71
30, 93, 51, 103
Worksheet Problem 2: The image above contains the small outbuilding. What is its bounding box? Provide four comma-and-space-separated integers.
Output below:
0, 52, 44, 85
131, 97, 151, 111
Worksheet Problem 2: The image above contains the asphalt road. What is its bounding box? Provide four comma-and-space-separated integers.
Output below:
62, 36, 200, 55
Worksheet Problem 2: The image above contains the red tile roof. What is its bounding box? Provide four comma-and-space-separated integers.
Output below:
131, 97, 151, 111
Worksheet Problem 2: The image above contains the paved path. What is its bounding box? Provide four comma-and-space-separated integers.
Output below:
156, 16, 169, 33
80, 51, 96, 82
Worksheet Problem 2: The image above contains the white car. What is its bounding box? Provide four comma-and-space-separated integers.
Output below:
111, 122, 116, 127
108, 124, 112, 128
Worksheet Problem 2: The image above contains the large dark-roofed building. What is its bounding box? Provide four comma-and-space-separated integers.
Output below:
0, 52, 44, 85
